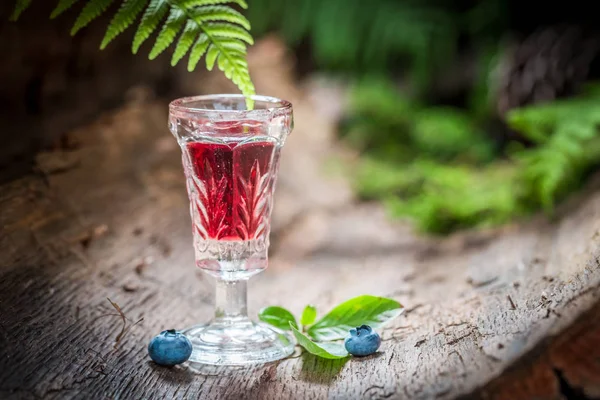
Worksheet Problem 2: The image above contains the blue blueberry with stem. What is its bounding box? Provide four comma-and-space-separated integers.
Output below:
148, 329, 193, 366
344, 325, 381, 356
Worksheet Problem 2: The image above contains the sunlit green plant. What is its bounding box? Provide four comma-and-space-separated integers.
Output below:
11, 0, 255, 103
344, 81, 600, 234
259, 295, 403, 359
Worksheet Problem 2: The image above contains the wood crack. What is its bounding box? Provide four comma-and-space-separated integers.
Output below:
446, 330, 476, 346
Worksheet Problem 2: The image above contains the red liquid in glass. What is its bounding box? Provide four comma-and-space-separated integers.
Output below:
183, 121, 277, 242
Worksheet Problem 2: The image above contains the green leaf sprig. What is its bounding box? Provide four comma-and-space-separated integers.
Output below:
259, 295, 404, 359
10, 0, 256, 107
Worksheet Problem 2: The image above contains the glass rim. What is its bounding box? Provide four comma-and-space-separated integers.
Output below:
169, 94, 292, 117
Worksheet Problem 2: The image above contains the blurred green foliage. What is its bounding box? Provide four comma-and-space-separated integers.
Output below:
248, 0, 505, 93
248, 0, 600, 234
341, 79, 496, 164
345, 82, 600, 234
509, 88, 600, 212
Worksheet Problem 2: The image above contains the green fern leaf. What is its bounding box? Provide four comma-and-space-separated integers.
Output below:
171, 20, 200, 66
179, 0, 247, 9
71, 0, 115, 35
217, 54, 230, 78
101, 0, 148, 49
191, 5, 250, 30
225, 54, 253, 89
202, 22, 253, 44
509, 96, 600, 212
197, 34, 254, 100
225, 51, 248, 67
187, 34, 210, 71
9, 0, 256, 108
216, 50, 247, 76
50, 0, 81, 19
148, 7, 185, 59
10, 0, 32, 21
132, 0, 169, 53
216, 38, 247, 51
204, 44, 219, 70
171, 3, 255, 101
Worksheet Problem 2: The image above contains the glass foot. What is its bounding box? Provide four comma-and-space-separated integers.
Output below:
182, 317, 295, 366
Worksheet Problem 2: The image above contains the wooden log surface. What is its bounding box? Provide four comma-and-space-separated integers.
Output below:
1, 38, 600, 399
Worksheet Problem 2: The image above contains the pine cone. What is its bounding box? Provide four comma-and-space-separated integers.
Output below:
495, 25, 600, 117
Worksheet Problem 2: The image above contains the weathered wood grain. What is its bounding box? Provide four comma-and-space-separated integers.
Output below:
1, 39, 600, 400
477, 300, 600, 400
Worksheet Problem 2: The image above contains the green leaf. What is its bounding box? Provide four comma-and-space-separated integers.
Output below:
10, 0, 33, 21
191, 5, 251, 30
508, 93, 600, 213
179, 0, 248, 9
291, 324, 349, 359
101, 0, 148, 49
10, 0, 255, 109
178, 1, 256, 102
202, 22, 254, 44
187, 34, 210, 71
71, 0, 115, 35
205, 43, 219, 70
215, 38, 247, 52
132, 0, 169, 53
301, 305, 317, 326
308, 295, 403, 341
171, 19, 199, 66
258, 306, 298, 331
148, 7, 185, 59
50, 0, 81, 19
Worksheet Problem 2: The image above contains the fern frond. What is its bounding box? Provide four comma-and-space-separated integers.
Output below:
10, 0, 32, 21
508, 88, 600, 212
148, 7, 185, 59
101, 0, 148, 49
179, 0, 247, 9
71, 0, 115, 35
202, 22, 253, 44
171, 19, 200, 66
132, 0, 169, 53
50, 0, 81, 19
216, 38, 247, 51
191, 5, 250, 30
11, 0, 256, 105
187, 34, 210, 71
205, 44, 219, 70
356, 157, 522, 234
517, 123, 598, 211
179, 2, 256, 100
200, 38, 254, 102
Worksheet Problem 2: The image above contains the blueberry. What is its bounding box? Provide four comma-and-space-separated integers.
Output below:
148, 329, 193, 366
344, 325, 381, 356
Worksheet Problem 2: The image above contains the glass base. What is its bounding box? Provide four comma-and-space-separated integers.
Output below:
182, 317, 295, 365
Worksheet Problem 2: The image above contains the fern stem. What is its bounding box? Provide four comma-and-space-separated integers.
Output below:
166, 0, 255, 106
172, 3, 230, 67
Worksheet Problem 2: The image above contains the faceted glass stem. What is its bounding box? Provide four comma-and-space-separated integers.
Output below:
182, 273, 294, 366
215, 279, 247, 319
